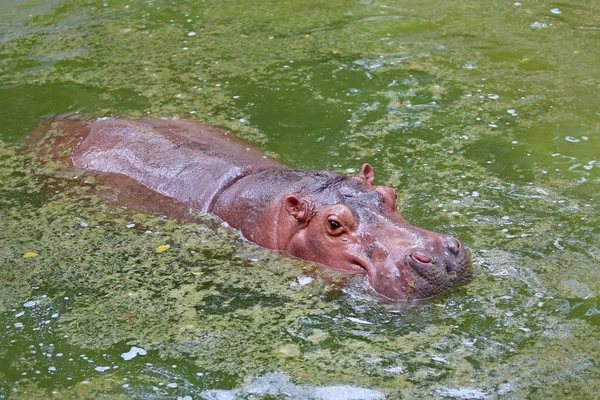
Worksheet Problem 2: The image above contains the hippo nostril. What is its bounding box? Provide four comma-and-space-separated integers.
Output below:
447, 237, 461, 254
412, 253, 432, 264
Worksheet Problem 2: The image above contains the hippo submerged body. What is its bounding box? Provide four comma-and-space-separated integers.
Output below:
47, 118, 472, 300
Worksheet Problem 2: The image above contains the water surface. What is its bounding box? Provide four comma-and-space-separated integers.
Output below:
1, 0, 599, 398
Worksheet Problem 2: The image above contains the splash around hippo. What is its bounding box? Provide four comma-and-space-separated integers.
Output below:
33, 117, 473, 300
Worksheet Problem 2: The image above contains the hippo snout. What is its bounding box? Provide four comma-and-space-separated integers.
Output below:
406, 236, 473, 298
410, 237, 464, 270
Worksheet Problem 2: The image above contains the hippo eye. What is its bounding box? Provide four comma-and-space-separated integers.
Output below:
328, 219, 342, 230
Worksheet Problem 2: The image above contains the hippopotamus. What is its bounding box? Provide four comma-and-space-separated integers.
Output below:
35, 117, 473, 300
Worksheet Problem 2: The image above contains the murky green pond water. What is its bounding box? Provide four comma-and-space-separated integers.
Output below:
1, 0, 599, 398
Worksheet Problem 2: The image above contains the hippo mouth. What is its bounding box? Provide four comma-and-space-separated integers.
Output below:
350, 258, 369, 275
408, 251, 474, 299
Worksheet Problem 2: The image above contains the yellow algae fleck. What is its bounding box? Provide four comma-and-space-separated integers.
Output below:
155, 245, 170, 253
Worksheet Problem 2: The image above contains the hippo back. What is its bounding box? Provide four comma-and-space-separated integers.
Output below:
72, 119, 282, 212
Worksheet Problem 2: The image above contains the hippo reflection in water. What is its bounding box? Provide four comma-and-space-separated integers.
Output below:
40, 117, 473, 300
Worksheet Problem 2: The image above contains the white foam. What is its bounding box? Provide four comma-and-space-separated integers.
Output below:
121, 346, 147, 361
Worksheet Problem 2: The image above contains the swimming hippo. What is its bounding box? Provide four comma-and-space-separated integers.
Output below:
37, 117, 473, 300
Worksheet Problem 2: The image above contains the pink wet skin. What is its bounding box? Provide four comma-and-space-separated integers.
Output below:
65, 118, 473, 300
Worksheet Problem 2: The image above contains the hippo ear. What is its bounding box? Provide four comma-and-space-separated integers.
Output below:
358, 163, 375, 186
284, 196, 310, 223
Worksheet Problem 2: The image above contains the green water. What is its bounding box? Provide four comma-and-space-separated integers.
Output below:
1, 0, 599, 398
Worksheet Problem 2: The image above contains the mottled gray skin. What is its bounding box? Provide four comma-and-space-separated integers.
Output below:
71, 118, 472, 300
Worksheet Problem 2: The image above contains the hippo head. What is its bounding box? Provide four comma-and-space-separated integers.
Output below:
277, 164, 473, 300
